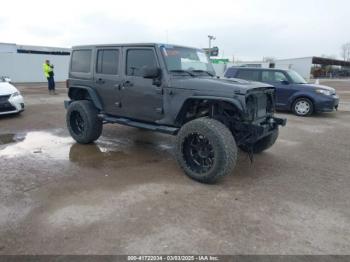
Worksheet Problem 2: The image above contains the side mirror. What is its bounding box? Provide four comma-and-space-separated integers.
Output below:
281, 80, 289, 85
141, 66, 161, 79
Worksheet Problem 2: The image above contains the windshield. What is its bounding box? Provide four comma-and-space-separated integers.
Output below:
161, 45, 216, 76
287, 70, 307, 84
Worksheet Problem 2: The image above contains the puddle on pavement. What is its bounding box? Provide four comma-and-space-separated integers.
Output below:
0, 133, 25, 145
0, 130, 173, 166
0, 131, 72, 160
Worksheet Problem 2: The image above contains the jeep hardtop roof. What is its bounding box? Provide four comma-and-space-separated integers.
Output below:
72, 43, 203, 50
228, 67, 290, 72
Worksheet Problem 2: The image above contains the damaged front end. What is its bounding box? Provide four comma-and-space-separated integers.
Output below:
233, 87, 286, 146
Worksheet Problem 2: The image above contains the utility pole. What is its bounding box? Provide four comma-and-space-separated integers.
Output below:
208, 35, 216, 48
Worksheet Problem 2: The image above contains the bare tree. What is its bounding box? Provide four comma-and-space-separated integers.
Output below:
340, 42, 350, 61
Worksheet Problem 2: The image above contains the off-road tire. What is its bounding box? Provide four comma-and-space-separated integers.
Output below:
240, 128, 279, 154
66, 100, 103, 144
292, 97, 314, 116
175, 118, 237, 183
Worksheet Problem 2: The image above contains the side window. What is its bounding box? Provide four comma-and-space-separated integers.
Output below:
236, 70, 260, 81
126, 49, 157, 76
224, 68, 237, 78
71, 50, 92, 73
274, 71, 288, 82
262, 71, 288, 82
96, 49, 119, 75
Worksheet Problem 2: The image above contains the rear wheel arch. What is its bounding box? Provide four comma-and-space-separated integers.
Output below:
68, 86, 103, 110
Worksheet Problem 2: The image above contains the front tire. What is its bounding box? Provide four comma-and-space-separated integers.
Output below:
66, 100, 103, 144
292, 97, 313, 116
175, 118, 237, 183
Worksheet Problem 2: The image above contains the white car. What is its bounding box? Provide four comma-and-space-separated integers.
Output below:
0, 77, 24, 115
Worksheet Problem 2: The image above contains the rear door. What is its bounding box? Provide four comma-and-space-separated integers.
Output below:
93, 47, 123, 115
235, 69, 261, 82
119, 47, 163, 122
261, 70, 295, 107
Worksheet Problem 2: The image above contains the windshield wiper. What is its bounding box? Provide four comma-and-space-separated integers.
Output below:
190, 70, 215, 77
169, 70, 195, 76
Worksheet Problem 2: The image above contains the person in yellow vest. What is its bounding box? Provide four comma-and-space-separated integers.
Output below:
43, 60, 56, 95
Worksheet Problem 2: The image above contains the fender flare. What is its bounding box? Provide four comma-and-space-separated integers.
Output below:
183, 95, 244, 110
68, 85, 103, 110
175, 95, 244, 122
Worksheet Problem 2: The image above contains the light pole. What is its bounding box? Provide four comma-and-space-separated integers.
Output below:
208, 35, 216, 49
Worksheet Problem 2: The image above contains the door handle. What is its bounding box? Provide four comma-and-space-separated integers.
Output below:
96, 78, 105, 84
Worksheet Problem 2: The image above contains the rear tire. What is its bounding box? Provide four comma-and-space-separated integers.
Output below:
292, 97, 313, 116
66, 100, 103, 144
175, 118, 237, 183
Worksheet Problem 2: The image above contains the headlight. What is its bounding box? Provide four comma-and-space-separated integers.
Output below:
315, 89, 332, 96
11, 92, 20, 97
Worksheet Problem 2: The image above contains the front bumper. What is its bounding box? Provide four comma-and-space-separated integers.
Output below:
242, 116, 286, 144
314, 95, 339, 112
0, 94, 24, 115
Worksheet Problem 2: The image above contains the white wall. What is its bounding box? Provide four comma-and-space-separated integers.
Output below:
274, 57, 313, 81
0, 53, 70, 82
212, 63, 228, 77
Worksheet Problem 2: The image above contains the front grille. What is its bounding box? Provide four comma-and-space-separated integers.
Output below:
246, 93, 270, 120
256, 94, 267, 118
0, 95, 10, 102
0, 95, 16, 112
0, 104, 16, 112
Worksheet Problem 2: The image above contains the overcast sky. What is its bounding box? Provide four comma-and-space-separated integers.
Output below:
0, 0, 349, 60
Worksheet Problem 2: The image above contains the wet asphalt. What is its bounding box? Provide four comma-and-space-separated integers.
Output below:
0, 81, 350, 254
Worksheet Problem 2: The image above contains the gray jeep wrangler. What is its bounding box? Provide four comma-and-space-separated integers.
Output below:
65, 43, 286, 183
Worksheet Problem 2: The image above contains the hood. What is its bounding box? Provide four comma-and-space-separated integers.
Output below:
300, 83, 336, 93
170, 76, 273, 95
0, 82, 19, 96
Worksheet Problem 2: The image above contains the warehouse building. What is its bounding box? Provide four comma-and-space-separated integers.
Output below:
0, 43, 71, 82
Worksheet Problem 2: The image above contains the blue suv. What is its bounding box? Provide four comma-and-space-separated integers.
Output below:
224, 67, 339, 116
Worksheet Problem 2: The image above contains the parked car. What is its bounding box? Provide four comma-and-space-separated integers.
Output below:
0, 77, 24, 115
64, 43, 286, 183
224, 67, 339, 116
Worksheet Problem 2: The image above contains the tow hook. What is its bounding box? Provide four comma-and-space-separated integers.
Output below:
272, 117, 287, 126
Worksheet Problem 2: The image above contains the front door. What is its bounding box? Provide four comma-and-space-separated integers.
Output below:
94, 47, 123, 115
261, 70, 293, 108
120, 47, 163, 122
